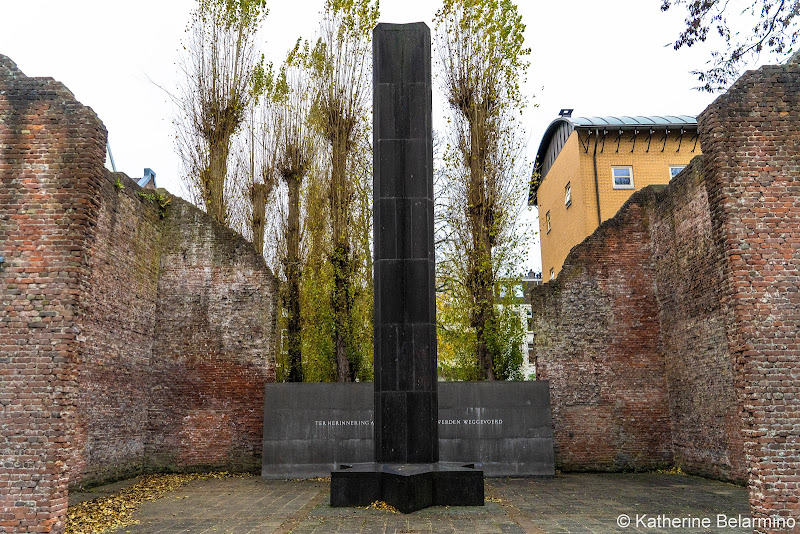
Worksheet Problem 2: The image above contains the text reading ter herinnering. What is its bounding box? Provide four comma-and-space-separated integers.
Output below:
315, 420, 374, 426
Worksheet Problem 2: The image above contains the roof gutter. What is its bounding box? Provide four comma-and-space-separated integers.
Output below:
592, 128, 602, 226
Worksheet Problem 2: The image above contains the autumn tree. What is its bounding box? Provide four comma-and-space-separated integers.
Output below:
275, 42, 317, 382
311, 0, 379, 382
176, 0, 268, 224
662, 0, 800, 91
434, 0, 530, 380
247, 73, 280, 256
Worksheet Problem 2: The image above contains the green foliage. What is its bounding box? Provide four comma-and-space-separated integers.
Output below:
325, 0, 380, 37
437, 278, 526, 382
434, 0, 533, 380
435, 0, 530, 113
437, 288, 482, 381
437, 279, 526, 381
176, 0, 269, 223
308, 0, 378, 382
485, 283, 525, 381
309, 0, 378, 142
249, 56, 272, 105
196, 0, 267, 31
136, 190, 172, 218
114, 176, 125, 190
299, 260, 337, 382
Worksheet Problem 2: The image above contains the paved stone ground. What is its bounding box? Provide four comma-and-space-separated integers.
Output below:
72, 473, 750, 534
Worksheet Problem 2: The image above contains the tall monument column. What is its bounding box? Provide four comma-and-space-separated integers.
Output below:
330, 22, 483, 514
373, 22, 438, 465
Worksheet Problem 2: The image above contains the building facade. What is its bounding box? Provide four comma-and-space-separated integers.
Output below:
530, 113, 700, 281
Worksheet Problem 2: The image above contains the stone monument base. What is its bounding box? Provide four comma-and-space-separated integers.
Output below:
330, 462, 484, 513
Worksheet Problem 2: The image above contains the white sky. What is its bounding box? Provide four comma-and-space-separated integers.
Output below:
0, 1, 757, 272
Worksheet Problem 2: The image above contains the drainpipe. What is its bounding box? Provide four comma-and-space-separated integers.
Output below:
592, 129, 602, 226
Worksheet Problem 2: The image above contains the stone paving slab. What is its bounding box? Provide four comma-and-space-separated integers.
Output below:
85, 473, 749, 534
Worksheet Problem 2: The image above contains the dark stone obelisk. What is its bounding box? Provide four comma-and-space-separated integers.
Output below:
330, 22, 483, 513
373, 22, 438, 465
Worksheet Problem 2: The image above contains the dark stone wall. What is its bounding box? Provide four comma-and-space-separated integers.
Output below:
0, 55, 277, 532
699, 53, 800, 529
262, 382, 554, 478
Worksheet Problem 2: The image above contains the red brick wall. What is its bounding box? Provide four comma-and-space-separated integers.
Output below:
146, 198, 277, 474
699, 55, 800, 531
531, 160, 747, 482
0, 56, 277, 532
0, 56, 106, 534
651, 160, 745, 483
531, 191, 673, 472
70, 172, 162, 488
533, 54, 800, 530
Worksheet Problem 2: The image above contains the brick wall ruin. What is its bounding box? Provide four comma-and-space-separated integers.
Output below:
532, 55, 800, 530
531, 188, 674, 473
699, 55, 800, 530
0, 56, 276, 532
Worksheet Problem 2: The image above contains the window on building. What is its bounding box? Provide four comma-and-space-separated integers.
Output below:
565, 182, 572, 207
546, 210, 551, 233
669, 165, 686, 180
612, 166, 634, 188
549, 268, 555, 280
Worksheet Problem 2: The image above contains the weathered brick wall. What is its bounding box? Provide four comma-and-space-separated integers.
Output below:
650, 159, 745, 484
531, 190, 673, 472
0, 56, 277, 532
147, 198, 277, 474
532, 160, 747, 482
532, 55, 800, 530
699, 54, 800, 530
70, 172, 162, 488
0, 56, 106, 533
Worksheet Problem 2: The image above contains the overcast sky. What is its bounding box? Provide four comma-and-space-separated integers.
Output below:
1, 1, 755, 272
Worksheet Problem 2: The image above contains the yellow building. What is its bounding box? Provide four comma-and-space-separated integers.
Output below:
529, 112, 700, 281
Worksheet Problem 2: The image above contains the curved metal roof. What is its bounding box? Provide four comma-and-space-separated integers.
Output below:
568, 115, 697, 128
529, 115, 698, 205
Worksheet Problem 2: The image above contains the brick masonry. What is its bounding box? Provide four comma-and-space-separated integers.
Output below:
0, 56, 277, 532
1, 55, 105, 534
699, 54, 800, 531
147, 198, 277, 474
532, 56, 800, 532
531, 187, 674, 473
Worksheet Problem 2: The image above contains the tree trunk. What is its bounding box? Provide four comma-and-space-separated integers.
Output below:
286, 174, 303, 382
250, 182, 269, 256
330, 135, 354, 382
466, 108, 496, 381
203, 135, 231, 224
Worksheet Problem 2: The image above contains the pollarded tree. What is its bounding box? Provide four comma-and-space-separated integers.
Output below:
275, 41, 317, 382
662, 0, 800, 91
434, 0, 530, 380
311, 0, 379, 382
248, 63, 280, 257
176, 0, 268, 224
